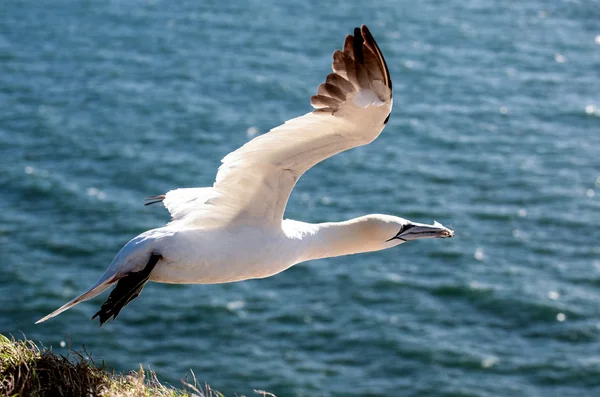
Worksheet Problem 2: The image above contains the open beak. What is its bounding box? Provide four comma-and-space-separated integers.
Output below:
398, 221, 454, 241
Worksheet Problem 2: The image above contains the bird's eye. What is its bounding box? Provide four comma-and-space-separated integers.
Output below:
386, 224, 413, 242
398, 224, 413, 235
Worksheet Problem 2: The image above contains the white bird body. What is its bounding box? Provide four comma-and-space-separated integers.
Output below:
148, 224, 299, 284
114, 214, 404, 285
37, 26, 453, 325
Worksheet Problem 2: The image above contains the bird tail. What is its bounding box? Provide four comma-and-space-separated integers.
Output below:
35, 273, 118, 324
36, 228, 162, 325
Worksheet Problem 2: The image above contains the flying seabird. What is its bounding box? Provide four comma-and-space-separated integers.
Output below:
37, 25, 454, 326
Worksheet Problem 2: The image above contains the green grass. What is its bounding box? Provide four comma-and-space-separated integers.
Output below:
0, 334, 262, 397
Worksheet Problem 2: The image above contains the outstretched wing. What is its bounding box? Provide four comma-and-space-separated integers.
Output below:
161, 25, 393, 228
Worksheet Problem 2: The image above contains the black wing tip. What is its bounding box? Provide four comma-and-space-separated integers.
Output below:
312, 25, 392, 115
144, 195, 166, 206
353, 27, 364, 64
360, 25, 392, 91
91, 309, 115, 326
92, 254, 162, 326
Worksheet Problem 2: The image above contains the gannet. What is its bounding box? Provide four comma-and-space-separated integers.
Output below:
37, 25, 453, 326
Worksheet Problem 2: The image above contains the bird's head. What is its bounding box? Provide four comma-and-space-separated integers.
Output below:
385, 218, 454, 243
298, 214, 454, 261
355, 215, 454, 248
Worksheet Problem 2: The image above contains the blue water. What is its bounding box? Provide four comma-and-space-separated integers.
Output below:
2, 1, 600, 396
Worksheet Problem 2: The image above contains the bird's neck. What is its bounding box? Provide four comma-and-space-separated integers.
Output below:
285, 218, 391, 263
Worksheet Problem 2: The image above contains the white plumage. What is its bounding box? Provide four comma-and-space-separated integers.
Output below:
37, 25, 453, 326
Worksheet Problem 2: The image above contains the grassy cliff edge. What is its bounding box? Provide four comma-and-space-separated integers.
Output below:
0, 334, 242, 397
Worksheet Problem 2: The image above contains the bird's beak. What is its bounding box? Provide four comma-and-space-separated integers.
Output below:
399, 221, 454, 241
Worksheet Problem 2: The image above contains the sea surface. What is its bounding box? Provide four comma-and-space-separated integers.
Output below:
2, 1, 599, 396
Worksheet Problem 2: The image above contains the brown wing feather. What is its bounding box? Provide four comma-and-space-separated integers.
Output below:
311, 25, 393, 114
317, 83, 347, 102
326, 73, 355, 94
343, 35, 355, 59
310, 95, 342, 109
360, 25, 392, 91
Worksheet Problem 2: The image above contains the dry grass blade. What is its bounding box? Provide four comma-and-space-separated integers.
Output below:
0, 334, 226, 397
1, 334, 272, 396
253, 390, 277, 397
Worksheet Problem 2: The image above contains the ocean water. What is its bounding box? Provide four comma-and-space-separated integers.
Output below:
2, 0, 599, 396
